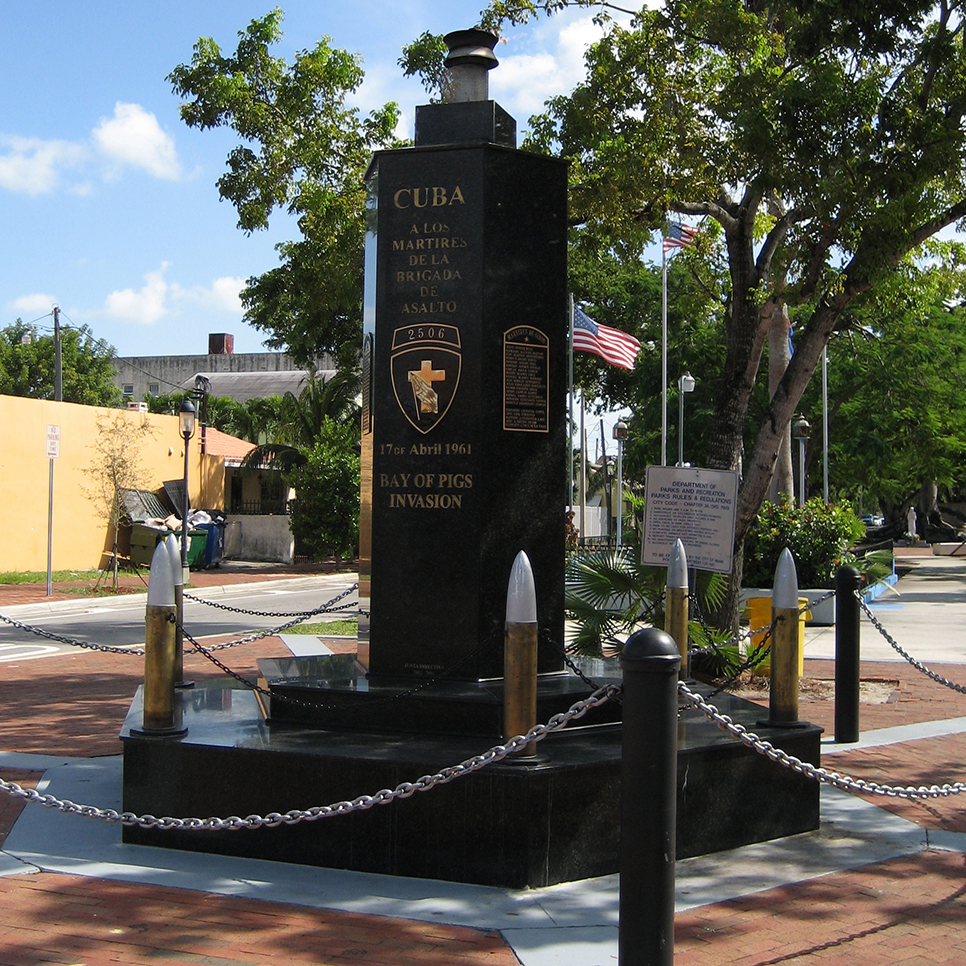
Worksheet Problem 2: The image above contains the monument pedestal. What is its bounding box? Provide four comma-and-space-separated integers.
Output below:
120, 679, 821, 889
256, 654, 622, 736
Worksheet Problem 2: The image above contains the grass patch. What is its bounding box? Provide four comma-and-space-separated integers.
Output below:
0, 570, 104, 585
287, 619, 358, 637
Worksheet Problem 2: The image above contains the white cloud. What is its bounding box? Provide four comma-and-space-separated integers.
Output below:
7, 293, 58, 317
104, 263, 171, 325
208, 276, 246, 313
0, 102, 182, 196
171, 275, 246, 314
92, 102, 181, 181
0, 135, 86, 195
493, 14, 619, 120
103, 265, 245, 326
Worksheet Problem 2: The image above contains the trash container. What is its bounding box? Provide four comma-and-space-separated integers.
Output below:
184, 528, 208, 569
744, 596, 810, 676
130, 523, 169, 568
129, 524, 206, 569
197, 521, 224, 568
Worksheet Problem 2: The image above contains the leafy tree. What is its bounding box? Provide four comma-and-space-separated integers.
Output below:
452, 0, 966, 626
0, 319, 120, 407
277, 367, 360, 447
84, 412, 159, 589
798, 242, 966, 521
286, 418, 360, 560
168, 9, 401, 367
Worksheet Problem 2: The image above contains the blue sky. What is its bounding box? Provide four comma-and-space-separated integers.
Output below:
1, 1, 625, 358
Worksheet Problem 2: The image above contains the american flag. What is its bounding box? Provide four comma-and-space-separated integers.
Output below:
572, 306, 641, 370
663, 222, 699, 253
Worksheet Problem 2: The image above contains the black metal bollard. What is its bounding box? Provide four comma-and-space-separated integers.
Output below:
834, 565, 862, 743
620, 627, 681, 966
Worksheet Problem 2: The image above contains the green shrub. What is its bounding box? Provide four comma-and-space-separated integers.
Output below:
286, 419, 360, 560
743, 496, 866, 589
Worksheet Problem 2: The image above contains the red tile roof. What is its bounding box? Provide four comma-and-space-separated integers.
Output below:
199, 427, 256, 462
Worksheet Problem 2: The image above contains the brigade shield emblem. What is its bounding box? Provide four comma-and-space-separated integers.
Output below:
390, 325, 461, 434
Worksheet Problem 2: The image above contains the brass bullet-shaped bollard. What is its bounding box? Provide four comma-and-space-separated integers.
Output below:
769, 547, 802, 726
664, 538, 689, 677
135, 540, 186, 737
164, 534, 193, 689
504, 550, 538, 758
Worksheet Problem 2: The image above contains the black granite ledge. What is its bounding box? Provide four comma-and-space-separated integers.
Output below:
121, 682, 821, 887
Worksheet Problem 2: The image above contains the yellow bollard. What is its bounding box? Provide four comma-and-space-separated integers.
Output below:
504, 551, 538, 759
664, 538, 689, 678
134, 540, 186, 736
768, 548, 803, 727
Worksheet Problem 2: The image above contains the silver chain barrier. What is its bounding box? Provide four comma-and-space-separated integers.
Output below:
856, 591, 966, 695
679, 680, 966, 799
0, 585, 360, 659
0, 685, 618, 829
0, 611, 146, 656
183, 583, 358, 619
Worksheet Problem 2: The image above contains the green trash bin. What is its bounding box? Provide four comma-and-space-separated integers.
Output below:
129, 524, 206, 569
184, 528, 207, 569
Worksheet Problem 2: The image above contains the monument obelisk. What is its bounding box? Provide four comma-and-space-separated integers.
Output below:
359, 29, 568, 681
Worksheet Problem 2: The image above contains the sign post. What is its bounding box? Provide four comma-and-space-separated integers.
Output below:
45, 425, 60, 597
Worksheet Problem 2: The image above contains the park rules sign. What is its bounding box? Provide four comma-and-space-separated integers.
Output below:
642, 466, 739, 574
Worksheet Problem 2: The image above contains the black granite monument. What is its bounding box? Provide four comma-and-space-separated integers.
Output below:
121, 29, 822, 889
358, 29, 568, 683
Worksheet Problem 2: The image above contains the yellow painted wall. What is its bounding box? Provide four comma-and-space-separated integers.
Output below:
0, 395, 224, 572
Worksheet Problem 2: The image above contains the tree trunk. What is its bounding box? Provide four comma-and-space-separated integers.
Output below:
919, 479, 938, 521
768, 302, 794, 503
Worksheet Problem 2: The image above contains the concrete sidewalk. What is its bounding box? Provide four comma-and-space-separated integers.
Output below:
2, 558, 966, 964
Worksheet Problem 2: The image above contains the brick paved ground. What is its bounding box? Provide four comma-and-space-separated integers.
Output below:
4, 563, 966, 965
0, 874, 519, 966
675, 850, 966, 966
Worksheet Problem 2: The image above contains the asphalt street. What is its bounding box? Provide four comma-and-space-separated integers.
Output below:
0, 574, 358, 661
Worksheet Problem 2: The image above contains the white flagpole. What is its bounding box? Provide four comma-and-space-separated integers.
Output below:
661, 243, 668, 466
568, 294, 575, 508
822, 343, 829, 503
579, 391, 586, 542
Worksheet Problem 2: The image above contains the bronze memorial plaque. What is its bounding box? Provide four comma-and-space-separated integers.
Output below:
503, 325, 549, 432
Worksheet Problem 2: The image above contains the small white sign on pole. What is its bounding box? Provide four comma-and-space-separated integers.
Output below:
642, 465, 739, 574
46, 424, 61, 459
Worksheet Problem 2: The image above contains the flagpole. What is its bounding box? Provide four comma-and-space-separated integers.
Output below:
822, 343, 829, 503
661, 243, 668, 466
568, 294, 575, 509
579, 392, 586, 542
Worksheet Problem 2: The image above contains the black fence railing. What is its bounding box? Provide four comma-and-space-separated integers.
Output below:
229, 499, 293, 516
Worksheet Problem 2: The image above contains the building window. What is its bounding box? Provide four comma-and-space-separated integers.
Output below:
122, 384, 135, 397
148, 383, 160, 396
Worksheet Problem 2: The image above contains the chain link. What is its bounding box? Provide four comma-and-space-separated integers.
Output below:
0, 585, 360, 659
856, 592, 966, 695
0, 611, 145, 656
184, 583, 358, 619
679, 680, 966, 799
0, 685, 618, 830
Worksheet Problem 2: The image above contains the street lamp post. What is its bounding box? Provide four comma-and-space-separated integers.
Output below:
178, 399, 197, 579
613, 419, 629, 549
677, 372, 696, 467
792, 415, 811, 508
